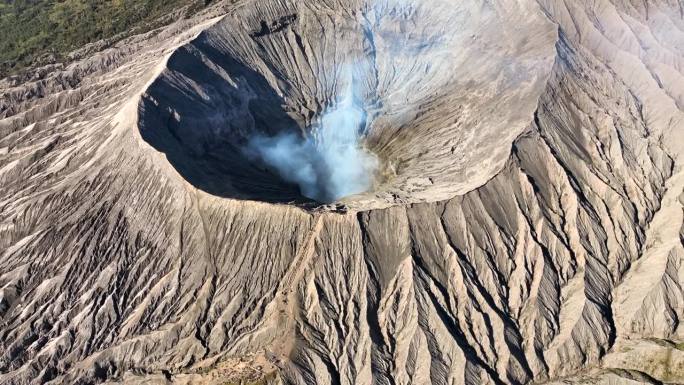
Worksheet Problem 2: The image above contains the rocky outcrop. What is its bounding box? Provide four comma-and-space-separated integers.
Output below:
1, 0, 683, 384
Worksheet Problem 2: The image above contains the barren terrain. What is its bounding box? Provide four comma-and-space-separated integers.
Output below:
1, 0, 684, 384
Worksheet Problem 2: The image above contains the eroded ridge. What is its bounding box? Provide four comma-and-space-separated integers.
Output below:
0, 0, 683, 384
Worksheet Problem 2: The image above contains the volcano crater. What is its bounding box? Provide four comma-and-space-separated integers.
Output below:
138, 0, 557, 210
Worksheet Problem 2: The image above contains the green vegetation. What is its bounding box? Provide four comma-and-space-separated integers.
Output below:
0, 0, 212, 76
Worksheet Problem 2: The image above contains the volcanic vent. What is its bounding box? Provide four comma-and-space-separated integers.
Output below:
138, 0, 556, 209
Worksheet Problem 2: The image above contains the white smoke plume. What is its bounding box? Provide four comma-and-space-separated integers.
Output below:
244, 0, 455, 203
246, 71, 379, 203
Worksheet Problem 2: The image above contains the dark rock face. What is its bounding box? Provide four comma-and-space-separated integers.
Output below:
1, 1, 684, 385
139, 41, 306, 204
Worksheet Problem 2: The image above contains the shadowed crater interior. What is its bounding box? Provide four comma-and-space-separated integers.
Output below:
139, 38, 312, 204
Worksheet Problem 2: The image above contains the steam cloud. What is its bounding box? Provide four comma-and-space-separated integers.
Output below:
246, 74, 379, 203
245, 0, 454, 203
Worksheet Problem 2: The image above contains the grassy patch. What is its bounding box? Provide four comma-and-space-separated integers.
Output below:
0, 0, 213, 76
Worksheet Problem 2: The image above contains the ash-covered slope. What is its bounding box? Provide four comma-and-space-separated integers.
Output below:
1, 1, 683, 385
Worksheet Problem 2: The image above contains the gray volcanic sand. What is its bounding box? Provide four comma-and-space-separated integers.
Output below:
1, 0, 684, 384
